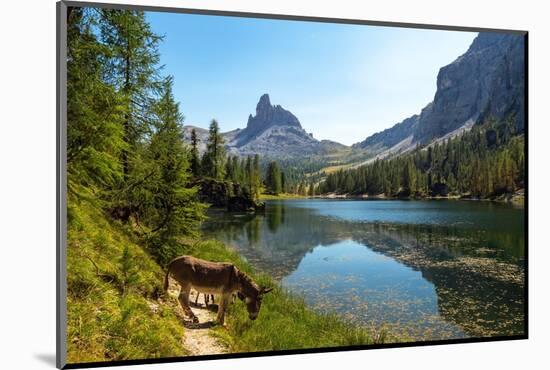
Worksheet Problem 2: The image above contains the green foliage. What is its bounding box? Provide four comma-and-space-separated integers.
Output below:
221, 154, 261, 202
201, 119, 226, 180
265, 161, 283, 195
129, 78, 206, 264
308, 179, 316, 197
66, 199, 185, 363
319, 119, 524, 198
98, 8, 163, 179
189, 128, 201, 177
67, 7, 126, 197
251, 155, 261, 198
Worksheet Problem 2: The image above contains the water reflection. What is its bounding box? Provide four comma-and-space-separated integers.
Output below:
202, 200, 525, 341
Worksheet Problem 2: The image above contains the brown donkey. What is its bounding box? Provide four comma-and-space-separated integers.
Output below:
164, 255, 273, 325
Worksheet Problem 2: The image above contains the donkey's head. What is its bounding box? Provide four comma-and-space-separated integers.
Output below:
244, 286, 273, 320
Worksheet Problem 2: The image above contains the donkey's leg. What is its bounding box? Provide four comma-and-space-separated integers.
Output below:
216, 294, 230, 325
194, 291, 199, 306
178, 285, 199, 323
204, 293, 210, 308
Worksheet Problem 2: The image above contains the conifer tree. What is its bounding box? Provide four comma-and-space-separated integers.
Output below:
133, 78, 205, 262
201, 119, 226, 180
266, 161, 282, 195
66, 8, 125, 195
189, 128, 201, 177
309, 179, 315, 197
252, 154, 261, 199
99, 9, 163, 180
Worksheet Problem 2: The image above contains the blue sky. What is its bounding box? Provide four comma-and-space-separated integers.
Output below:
146, 11, 477, 145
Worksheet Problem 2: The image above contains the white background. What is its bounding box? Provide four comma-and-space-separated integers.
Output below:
0, 0, 547, 369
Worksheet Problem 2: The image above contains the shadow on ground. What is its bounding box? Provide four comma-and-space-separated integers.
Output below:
34, 353, 56, 367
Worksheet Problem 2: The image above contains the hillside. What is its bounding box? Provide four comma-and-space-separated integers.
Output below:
66, 199, 186, 363
66, 197, 387, 363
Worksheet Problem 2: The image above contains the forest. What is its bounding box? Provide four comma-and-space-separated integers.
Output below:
66, 6, 276, 264
317, 118, 525, 199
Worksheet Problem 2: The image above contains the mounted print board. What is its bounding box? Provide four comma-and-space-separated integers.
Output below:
57, 1, 528, 368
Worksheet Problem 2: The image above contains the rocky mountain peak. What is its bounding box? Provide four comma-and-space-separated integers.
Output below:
256, 93, 272, 115
236, 94, 303, 147
355, 32, 525, 153
184, 93, 349, 159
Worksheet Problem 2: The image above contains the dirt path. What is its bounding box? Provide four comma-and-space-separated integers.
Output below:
166, 279, 228, 356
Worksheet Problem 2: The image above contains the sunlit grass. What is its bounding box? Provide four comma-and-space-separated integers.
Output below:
259, 193, 308, 200
185, 239, 386, 352
67, 198, 186, 363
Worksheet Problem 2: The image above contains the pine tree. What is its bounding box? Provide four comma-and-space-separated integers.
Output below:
201, 119, 226, 180
403, 159, 417, 195
309, 179, 315, 197
245, 156, 253, 195
189, 129, 201, 177
137, 78, 205, 262
252, 154, 261, 199
231, 155, 240, 183
265, 161, 282, 195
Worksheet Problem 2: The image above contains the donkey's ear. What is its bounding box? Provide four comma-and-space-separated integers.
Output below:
261, 287, 274, 294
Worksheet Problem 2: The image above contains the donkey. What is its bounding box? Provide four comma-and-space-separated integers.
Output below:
164, 255, 273, 325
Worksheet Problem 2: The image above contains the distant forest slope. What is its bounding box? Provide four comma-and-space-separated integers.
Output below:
319, 118, 525, 200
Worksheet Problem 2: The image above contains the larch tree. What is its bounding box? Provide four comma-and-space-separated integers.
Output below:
99, 9, 163, 180
66, 7, 125, 196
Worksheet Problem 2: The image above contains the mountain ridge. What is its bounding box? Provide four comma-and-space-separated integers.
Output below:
183, 33, 525, 167
183, 94, 351, 159
354, 32, 525, 155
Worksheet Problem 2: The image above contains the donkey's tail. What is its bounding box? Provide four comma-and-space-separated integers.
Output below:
164, 261, 173, 291
163, 269, 170, 291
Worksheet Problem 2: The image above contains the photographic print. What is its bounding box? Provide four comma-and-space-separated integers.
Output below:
59, 1, 527, 367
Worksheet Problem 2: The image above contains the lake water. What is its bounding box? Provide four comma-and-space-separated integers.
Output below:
202, 199, 525, 341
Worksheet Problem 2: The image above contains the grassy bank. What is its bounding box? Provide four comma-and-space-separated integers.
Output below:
66, 199, 186, 363
259, 192, 307, 200
67, 199, 387, 363
181, 239, 388, 351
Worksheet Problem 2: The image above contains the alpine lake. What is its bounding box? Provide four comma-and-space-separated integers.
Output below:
202, 199, 525, 341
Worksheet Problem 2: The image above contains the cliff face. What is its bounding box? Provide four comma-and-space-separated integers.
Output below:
414, 32, 525, 143
356, 32, 525, 151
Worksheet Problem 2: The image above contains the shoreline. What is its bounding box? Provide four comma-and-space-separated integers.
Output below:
307, 190, 525, 206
